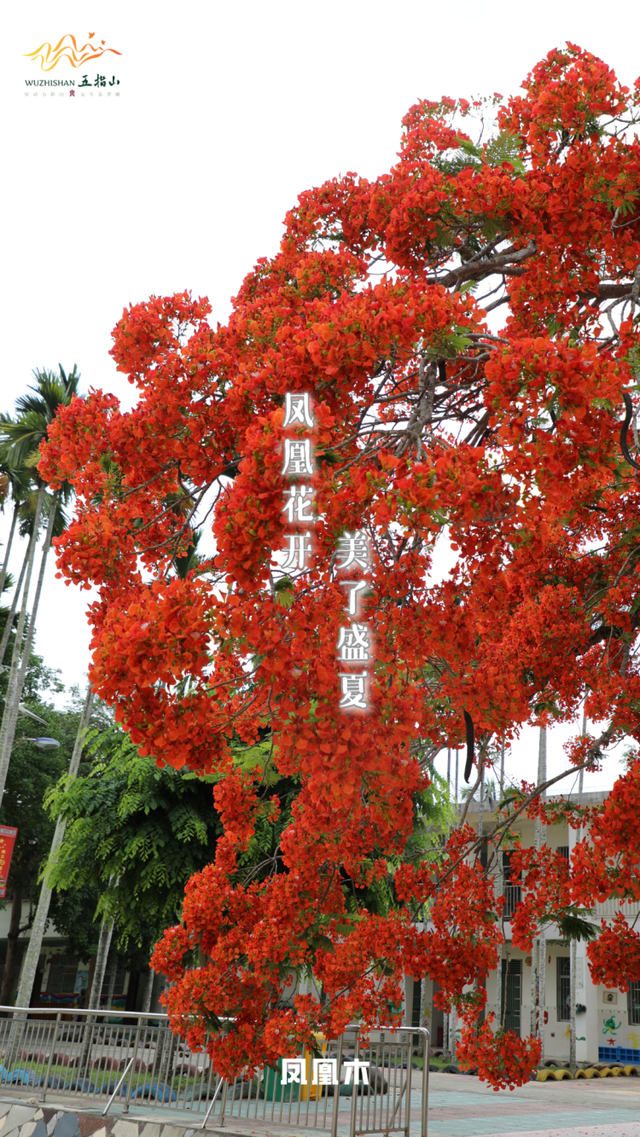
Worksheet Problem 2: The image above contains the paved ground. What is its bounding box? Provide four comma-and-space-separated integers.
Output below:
417, 1072, 640, 1137
211, 1072, 640, 1137
5, 1070, 640, 1137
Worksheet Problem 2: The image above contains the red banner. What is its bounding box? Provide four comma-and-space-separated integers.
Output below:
0, 826, 18, 898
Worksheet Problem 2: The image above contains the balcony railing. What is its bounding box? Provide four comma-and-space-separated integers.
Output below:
593, 897, 640, 918
503, 884, 522, 918
501, 888, 640, 921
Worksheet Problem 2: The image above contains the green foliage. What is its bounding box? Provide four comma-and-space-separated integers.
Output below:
1, 366, 80, 471
173, 528, 203, 579
0, 433, 32, 507
401, 771, 455, 866
0, 725, 64, 900
0, 680, 107, 905
484, 130, 526, 175
556, 909, 599, 942
48, 883, 102, 959
44, 720, 453, 961
46, 727, 224, 949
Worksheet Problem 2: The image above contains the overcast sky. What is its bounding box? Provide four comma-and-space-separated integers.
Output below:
1, 0, 636, 791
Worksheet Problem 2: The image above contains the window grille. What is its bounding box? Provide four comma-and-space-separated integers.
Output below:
628, 982, 640, 1025
557, 956, 571, 1021
501, 958, 522, 1034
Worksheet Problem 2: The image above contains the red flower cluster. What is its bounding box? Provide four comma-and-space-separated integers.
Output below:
39, 45, 640, 1087
458, 1016, 541, 1091
587, 914, 640, 992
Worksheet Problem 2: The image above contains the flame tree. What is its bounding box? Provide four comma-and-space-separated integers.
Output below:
40, 45, 640, 1087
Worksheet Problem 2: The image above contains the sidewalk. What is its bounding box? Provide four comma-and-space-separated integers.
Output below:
3, 1071, 640, 1137
423, 1072, 640, 1137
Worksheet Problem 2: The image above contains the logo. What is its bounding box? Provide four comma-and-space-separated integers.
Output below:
24, 32, 121, 72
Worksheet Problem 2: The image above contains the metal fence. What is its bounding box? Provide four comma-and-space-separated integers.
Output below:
0, 1007, 429, 1137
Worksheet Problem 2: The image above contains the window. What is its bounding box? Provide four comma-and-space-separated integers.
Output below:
557, 957, 571, 1021
501, 958, 522, 1034
102, 964, 127, 997
45, 954, 79, 995
628, 982, 640, 1025
557, 846, 569, 861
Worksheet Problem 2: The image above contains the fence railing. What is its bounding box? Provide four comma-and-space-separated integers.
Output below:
0, 1007, 429, 1137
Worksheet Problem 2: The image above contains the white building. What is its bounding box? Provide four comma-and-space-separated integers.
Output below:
406, 790, 639, 1065
0, 904, 161, 1012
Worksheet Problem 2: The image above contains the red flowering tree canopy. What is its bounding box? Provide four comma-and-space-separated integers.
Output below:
41, 44, 640, 1087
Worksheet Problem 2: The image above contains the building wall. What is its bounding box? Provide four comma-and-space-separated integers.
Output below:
414, 790, 636, 1065
0, 898, 133, 1011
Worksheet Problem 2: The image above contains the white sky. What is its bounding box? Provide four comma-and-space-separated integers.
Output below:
1, 0, 635, 792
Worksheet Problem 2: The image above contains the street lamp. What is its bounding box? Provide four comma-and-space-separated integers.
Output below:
12, 736, 60, 750
15, 706, 60, 749
18, 704, 50, 727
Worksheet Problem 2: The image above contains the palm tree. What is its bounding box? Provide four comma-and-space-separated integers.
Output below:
0, 487, 67, 670
0, 365, 81, 807
0, 432, 32, 601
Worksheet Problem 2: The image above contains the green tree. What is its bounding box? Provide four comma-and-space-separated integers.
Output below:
0, 670, 112, 1005
0, 438, 31, 602
0, 660, 66, 1004
46, 728, 224, 953
44, 727, 452, 1012
0, 365, 80, 809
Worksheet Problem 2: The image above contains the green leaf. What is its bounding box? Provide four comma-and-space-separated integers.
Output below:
556, 911, 599, 942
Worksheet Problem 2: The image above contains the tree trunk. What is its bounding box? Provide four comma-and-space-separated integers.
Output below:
569, 938, 577, 1075
532, 726, 547, 1063
14, 686, 94, 1010
104, 950, 117, 1010
499, 737, 505, 799
0, 539, 30, 668
13, 490, 60, 709
477, 757, 485, 841
0, 483, 46, 801
83, 954, 97, 1008
88, 916, 115, 1011
78, 915, 115, 1076
141, 969, 155, 1014
530, 937, 539, 1039
0, 885, 23, 1005
537, 725, 547, 797
0, 502, 19, 599
538, 935, 546, 1066
570, 715, 586, 1076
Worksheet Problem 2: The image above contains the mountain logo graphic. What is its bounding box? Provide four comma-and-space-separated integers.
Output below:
24, 33, 122, 72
